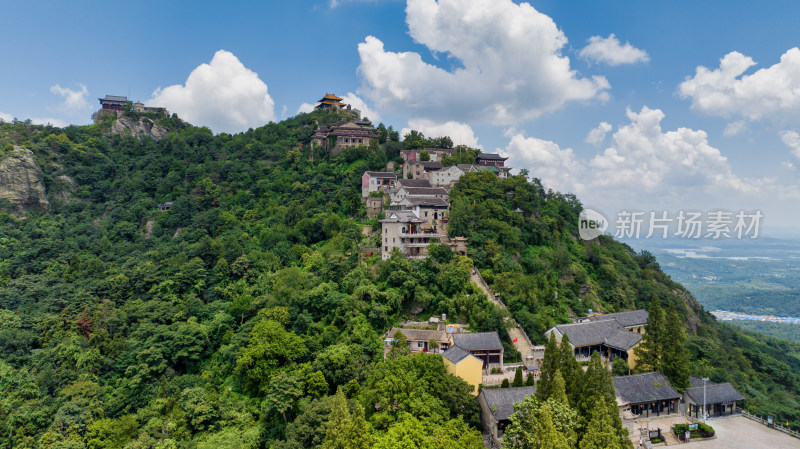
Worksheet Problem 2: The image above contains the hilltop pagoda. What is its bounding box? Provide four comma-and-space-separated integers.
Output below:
316, 93, 347, 110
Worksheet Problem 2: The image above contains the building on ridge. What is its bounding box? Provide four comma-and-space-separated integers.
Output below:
379, 210, 441, 260
311, 121, 377, 154
315, 93, 347, 110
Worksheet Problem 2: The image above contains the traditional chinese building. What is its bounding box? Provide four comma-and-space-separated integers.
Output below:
99, 95, 128, 111
315, 93, 346, 110
476, 153, 509, 167
311, 121, 378, 154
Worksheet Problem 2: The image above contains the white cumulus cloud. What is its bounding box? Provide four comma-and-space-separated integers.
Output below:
502, 133, 584, 193
679, 48, 800, 122
341, 92, 381, 122
588, 106, 754, 194
578, 34, 649, 66
401, 118, 481, 148
585, 121, 612, 146
297, 102, 316, 114
782, 130, 800, 160
150, 50, 275, 134
50, 83, 90, 114
357, 0, 609, 126
0, 112, 13, 122
723, 121, 747, 137
504, 106, 764, 199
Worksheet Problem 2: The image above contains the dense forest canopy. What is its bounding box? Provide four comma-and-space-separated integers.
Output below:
0, 110, 798, 448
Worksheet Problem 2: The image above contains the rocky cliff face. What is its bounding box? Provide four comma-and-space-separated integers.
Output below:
0, 146, 50, 216
110, 116, 169, 141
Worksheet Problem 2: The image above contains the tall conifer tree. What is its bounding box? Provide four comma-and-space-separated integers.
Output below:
634, 299, 665, 372
662, 306, 691, 391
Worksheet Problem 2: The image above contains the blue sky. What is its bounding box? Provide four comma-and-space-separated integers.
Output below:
2, 0, 800, 231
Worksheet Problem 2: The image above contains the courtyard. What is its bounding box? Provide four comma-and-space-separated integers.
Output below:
628, 415, 799, 448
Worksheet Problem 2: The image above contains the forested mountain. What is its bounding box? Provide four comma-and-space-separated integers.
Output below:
0, 110, 798, 449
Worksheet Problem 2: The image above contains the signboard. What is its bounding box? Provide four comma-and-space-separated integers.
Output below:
688, 424, 698, 431
684, 430, 690, 441
767, 415, 774, 427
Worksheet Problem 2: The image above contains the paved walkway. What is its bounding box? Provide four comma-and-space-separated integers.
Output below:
628, 415, 800, 449
470, 271, 538, 365
693, 415, 800, 449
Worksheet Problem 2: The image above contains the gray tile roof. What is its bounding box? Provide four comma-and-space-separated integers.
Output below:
365, 171, 397, 178
380, 211, 423, 223
397, 179, 432, 188
407, 197, 450, 207
689, 376, 707, 388
476, 153, 508, 161
604, 329, 643, 351
555, 319, 641, 350
388, 327, 447, 343
684, 383, 744, 404
102, 95, 128, 102
588, 310, 648, 328
404, 187, 448, 196
442, 346, 471, 363
613, 372, 680, 405
410, 161, 444, 170
452, 332, 503, 351
481, 386, 537, 421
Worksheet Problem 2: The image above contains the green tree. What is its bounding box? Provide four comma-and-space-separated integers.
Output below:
236, 318, 308, 393
503, 401, 573, 449
611, 357, 630, 377
513, 366, 524, 387
305, 370, 329, 398
374, 413, 484, 449
559, 333, 582, 407
536, 333, 560, 401
579, 400, 624, 449
388, 330, 411, 359
634, 300, 665, 373
662, 306, 691, 391
550, 370, 568, 406
419, 150, 430, 161
323, 389, 373, 449
501, 378, 510, 388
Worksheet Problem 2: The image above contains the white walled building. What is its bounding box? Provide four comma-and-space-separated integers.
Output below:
380, 211, 441, 260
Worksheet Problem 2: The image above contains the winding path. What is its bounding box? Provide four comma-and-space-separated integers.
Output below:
470, 270, 539, 366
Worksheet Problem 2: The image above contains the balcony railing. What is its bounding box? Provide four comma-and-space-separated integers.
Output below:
406, 254, 428, 260
399, 232, 441, 238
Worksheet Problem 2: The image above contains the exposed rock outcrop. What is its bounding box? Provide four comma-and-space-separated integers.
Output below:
110, 115, 169, 141
0, 146, 50, 216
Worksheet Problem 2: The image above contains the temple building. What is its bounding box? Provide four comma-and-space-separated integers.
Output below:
99, 95, 128, 111
311, 120, 377, 154
315, 93, 346, 110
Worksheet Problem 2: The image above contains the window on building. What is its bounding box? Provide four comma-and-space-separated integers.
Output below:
392, 238, 395, 243
417, 342, 424, 348
384, 246, 388, 251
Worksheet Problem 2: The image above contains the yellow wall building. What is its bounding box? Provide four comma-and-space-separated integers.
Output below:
442, 347, 484, 396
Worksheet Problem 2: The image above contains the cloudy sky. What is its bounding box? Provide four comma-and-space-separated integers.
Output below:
2, 0, 800, 231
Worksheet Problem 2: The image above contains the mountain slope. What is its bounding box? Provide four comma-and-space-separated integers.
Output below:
0, 112, 797, 448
